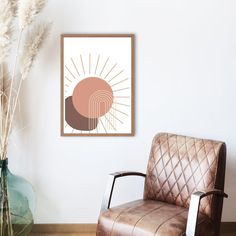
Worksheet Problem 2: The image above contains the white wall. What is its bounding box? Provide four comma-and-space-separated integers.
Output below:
8, 0, 236, 223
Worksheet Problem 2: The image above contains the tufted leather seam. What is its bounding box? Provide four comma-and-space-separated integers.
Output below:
146, 145, 159, 198
187, 142, 217, 213
145, 134, 184, 201
109, 201, 144, 236
202, 140, 212, 187
149, 147, 158, 198
157, 138, 176, 200
193, 141, 220, 215
165, 135, 198, 204
180, 140, 217, 209
131, 204, 166, 235
151, 135, 192, 201
154, 136, 199, 204
176, 138, 216, 208
166, 135, 185, 204
150, 134, 176, 178
172, 136, 198, 206
151, 138, 176, 199
153, 209, 186, 236
161, 135, 195, 201
163, 136, 199, 206
144, 133, 223, 217
198, 140, 207, 188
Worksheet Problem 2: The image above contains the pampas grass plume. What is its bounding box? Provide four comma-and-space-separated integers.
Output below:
0, 0, 13, 63
21, 23, 51, 79
18, 0, 45, 29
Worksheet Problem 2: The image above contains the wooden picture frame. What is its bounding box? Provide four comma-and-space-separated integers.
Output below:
61, 34, 135, 136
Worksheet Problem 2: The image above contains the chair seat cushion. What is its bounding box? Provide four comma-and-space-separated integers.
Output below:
97, 200, 214, 236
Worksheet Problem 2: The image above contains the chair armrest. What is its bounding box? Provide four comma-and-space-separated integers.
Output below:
100, 171, 146, 212
186, 189, 228, 236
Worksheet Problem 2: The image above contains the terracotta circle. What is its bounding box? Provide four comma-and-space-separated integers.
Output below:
72, 77, 113, 118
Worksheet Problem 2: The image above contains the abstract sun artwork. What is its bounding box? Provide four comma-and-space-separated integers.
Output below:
61, 34, 134, 136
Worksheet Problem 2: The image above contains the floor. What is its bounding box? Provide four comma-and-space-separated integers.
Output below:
30, 233, 234, 236
30, 226, 236, 236
221, 233, 236, 236
30, 233, 95, 236
31, 234, 95, 236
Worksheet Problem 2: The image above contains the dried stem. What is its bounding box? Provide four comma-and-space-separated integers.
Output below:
3, 29, 23, 156
5, 78, 22, 142
0, 0, 50, 160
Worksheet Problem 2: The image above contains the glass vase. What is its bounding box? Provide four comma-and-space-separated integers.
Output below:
0, 159, 35, 236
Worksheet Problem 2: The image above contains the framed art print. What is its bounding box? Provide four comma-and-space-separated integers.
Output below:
61, 34, 134, 136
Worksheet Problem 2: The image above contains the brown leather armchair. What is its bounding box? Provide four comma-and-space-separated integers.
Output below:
97, 133, 228, 236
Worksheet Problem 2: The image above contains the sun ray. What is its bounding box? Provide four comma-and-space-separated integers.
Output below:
108, 70, 124, 83
113, 87, 130, 92
71, 58, 80, 77
104, 115, 116, 131
113, 102, 130, 107
65, 76, 72, 83
104, 63, 117, 79
99, 57, 109, 76
100, 118, 107, 133
80, 54, 85, 74
89, 53, 91, 74
111, 78, 128, 87
108, 111, 124, 124
65, 84, 70, 87
65, 124, 68, 128
95, 54, 100, 74
65, 65, 76, 79
111, 107, 128, 116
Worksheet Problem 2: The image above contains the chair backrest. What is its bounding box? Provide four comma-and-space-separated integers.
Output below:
144, 133, 226, 220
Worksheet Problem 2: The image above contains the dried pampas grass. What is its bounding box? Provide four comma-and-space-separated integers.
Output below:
0, 63, 10, 158
0, 0, 13, 63
0, 64, 10, 113
34, 0, 46, 13
0, 0, 50, 159
18, 0, 45, 29
21, 23, 51, 79
10, 0, 18, 16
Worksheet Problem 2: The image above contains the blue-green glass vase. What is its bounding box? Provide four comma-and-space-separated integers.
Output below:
0, 159, 35, 236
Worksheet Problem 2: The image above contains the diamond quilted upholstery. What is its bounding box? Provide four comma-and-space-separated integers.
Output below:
144, 133, 225, 218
